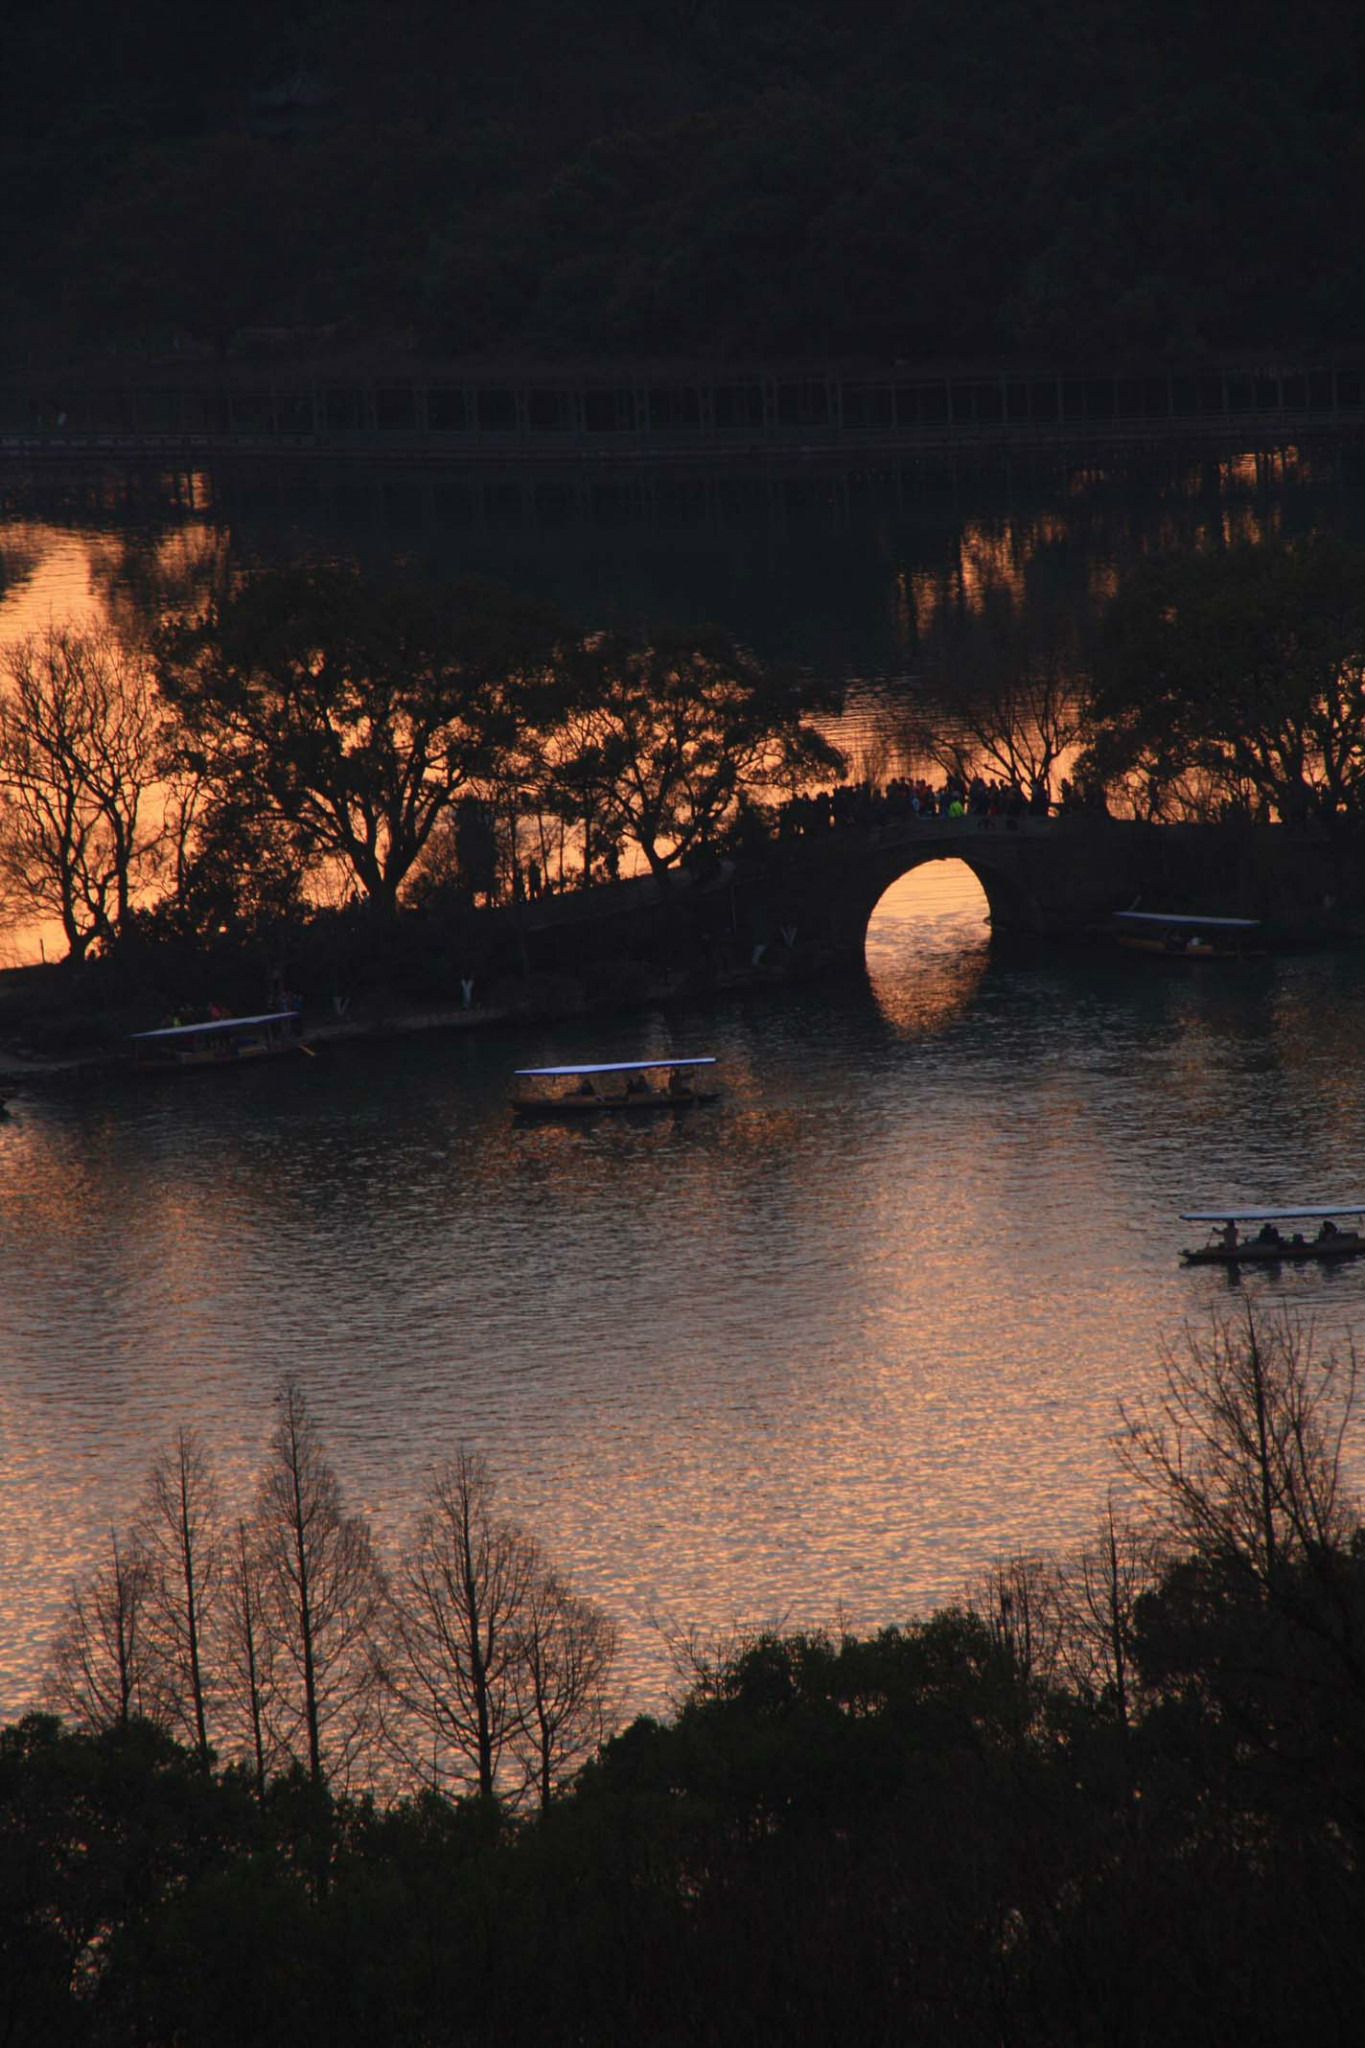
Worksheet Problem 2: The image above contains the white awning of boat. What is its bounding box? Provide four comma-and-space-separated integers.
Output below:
514, 1057, 716, 1077
1181, 1204, 1365, 1222
1118, 911, 1260, 929
131, 1011, 299, 1041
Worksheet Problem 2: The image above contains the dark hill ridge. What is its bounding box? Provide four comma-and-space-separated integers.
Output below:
2, 0, 1362, 370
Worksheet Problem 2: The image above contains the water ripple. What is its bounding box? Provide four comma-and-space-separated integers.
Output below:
4, 874, 1365, 1715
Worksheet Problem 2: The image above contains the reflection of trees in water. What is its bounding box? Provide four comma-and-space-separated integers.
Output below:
885, 444, 1339, 670
0, 510, 224, 679
850, 447, 1362, 797
1, 444, 1357, 791
865, 862, 991, 1038
0, 529, 42, 604
2, 443, 1352, 647
86, 524, 230, 640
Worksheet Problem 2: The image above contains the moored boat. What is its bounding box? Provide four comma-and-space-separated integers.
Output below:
130, 1009, 307, 1070
511, 1057, 720, 1119
1180, 1203, 1365, 1265
1116, 910, 1261, 959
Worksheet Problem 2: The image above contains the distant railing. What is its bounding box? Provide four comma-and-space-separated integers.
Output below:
2, 360, 1362, 456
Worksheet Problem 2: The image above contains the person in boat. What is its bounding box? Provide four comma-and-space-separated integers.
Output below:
1255, 1222, 1282, 1246
1317, 1218, 1340, 1242
667, 1067, 693, 1100
1220, 1220, 1239, 1251
625, 1072, 653, 1097
570, 1074, 597, 1097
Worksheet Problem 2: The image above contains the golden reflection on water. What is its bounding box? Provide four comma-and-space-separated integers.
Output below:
87, 523, 226, 639
0, 523, 105, 644
864, 859, 991, 1036
8, 941, 1365, 1720
3, 448, 1363, 1709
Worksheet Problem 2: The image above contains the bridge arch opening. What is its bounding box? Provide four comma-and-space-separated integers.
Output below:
865, 858, 992, 1035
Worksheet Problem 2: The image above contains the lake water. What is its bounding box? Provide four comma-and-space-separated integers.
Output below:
6, 862, 1365, 1717
2, 442, 1365, 1720
5, 439, 1365, 769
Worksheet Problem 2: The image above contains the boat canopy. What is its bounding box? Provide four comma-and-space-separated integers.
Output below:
130, 1011, 300, 1042
514, 1057, 716, 1078
1118, 911, 1260, 929
1180, 1203, 1365, 1222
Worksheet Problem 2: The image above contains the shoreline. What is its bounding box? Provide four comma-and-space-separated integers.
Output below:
3, 415, 1360, 473
5, 351, 1361, 470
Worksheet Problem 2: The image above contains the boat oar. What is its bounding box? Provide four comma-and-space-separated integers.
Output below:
297, 1041, 317, 1058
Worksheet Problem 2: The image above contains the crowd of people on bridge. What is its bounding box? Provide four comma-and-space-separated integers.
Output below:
505, 769, 1097, 901
777, 772, 1059, 839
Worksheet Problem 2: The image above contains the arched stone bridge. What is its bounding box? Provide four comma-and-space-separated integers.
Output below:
512, 815, 1363, 991
709, 816, 1364, 967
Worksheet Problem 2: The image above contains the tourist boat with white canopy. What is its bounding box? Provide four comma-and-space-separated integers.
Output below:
1180, 1203, 1365, 1265
130, 1009, 307, 1071
1116, 910, 1261, 958
510, 1057, 720, 1119
1116, 911, 1261, 958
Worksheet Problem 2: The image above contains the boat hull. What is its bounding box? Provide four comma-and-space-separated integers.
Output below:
136, 1043, 299, 1071
134, 1034, 305, 1071
131, 1008, 306, 1072
1182, 1237, 1365, 1265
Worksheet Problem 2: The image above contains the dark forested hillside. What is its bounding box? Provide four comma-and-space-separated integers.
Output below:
3, 0, 1362, 367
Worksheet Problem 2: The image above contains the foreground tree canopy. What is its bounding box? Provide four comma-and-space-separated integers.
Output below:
43, 1383, 616, 1815
10, 1310, 1365, 2044
2, 0, 1360, 365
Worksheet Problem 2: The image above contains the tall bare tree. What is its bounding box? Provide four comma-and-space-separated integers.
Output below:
971, 1551, 1066, 1699
512, 1567, 617, 1810
379, 1450, 538, 1799
1119, 1309, 1365, 1830
0, 623, 168, 959
219, 1516, 277, 1802
904, 655, 1084, 803
44, 1527, 159, 1733
251, 1381, 385, 1790
1056, 1496, 1164, 1753
1120, 1306, 1362, 1592
135, 1427, 222, 1769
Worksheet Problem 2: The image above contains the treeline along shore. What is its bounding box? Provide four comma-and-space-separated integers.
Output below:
4, 532, 1365, 1061
6, 1307, 1365, 2043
